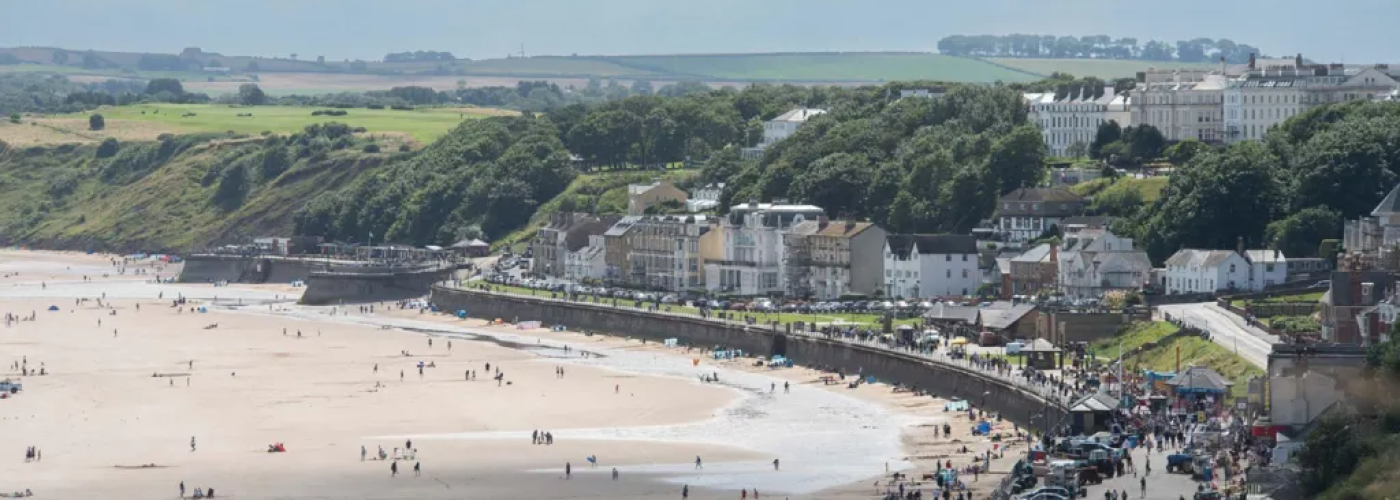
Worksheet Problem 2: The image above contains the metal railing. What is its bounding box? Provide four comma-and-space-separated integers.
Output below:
439, 284, 1080, 409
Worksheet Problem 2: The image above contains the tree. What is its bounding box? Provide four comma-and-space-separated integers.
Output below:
1164, 139, 1209, 165
789, 152, 872, 218
88, 113, 105, 131
1139, 142, 1282, 262
95, 138, 119, 158
1121, 124, 1166, 161
238, 84, 267, 106
1089, 120, 1122, 159
214, 162, 249, 209
1265, 207, 1341, 258
144, 78, 184, 96
1065, 141, 1088, 159
987, 125, 1047, 194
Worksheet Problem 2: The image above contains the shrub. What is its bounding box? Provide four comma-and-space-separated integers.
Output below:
367, 104, 385, 110
398, 144, 411, 152
390, 104, 414, 110
95, 138, 120, 158
311, 109, 348, 117
363, 144, 381, 153
89, 113, 105, 131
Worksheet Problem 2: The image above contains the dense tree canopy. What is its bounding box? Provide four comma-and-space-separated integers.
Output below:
1122, 101, 1400, 263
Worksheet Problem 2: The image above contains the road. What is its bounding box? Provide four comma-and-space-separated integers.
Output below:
1157, 302, 1279, 369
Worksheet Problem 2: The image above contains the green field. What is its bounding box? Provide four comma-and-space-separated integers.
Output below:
1070, 176, 1169, 202
1092, 321, 1263, 399
463, 57, 656, 77
987, 58, 1216, 79
608, 53, 1042, 82
70, 104, 495, 142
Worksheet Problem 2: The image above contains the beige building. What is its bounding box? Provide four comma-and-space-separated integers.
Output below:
531, 213, 619, 278
602, 215, 713, 292
627, 180, 688, 216
1130, 70, 1227, 143
785, 219, 887, 300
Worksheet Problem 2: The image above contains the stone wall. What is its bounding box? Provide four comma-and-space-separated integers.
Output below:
1039, 312, 1147, 344
430, 286, 1068, 428
299, 267, 453, 305
177, 255, 255, 283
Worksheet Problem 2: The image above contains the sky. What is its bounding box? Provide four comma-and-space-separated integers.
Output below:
3, 0, 1397, 63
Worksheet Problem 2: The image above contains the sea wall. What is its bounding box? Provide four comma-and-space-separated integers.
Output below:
430, 286, 1068, 427
299, 266, 454, 305
177, 255, 256, 283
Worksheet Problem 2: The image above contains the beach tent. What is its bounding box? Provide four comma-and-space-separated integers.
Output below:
46, 305, 58, 311
976, 421, 992, 435
456, 310, 467, 318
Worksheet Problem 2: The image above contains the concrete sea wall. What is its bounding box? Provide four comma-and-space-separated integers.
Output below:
299, 266, 454, 305
430, 286, 1068, 428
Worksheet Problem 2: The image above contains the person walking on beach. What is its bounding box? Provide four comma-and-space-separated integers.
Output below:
612, 467, 619, 480
695, 456, 703, 469
565, 462, 571, 479
400, 370, 404, 381
390, 461, 398, 477
742, 488, 747, 499
180, 481, 185, 498
784, 381, 790, 393
374, 364, 378, 373
773, 458, 780, 470
532, 430, 539, 445
1140, 477, 1147, 498
414, 461, 421, 477
682, 485, 689, 499
190, 436, 196, 452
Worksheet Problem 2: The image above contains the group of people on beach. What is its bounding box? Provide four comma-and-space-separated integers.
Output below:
22, 446, 40, 462
531, 430, 555, 445
178, 481, 214, 498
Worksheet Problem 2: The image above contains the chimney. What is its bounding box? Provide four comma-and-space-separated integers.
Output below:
1220, 56, 1226, 76
1237, 236, 1245, 256
1296, 53, 1303, 68
1049, 242, 1059, 263
1248, 53, 1256, 70
845, 217, 856, 232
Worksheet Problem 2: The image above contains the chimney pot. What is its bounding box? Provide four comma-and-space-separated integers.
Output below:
1248, 53, 1257, 70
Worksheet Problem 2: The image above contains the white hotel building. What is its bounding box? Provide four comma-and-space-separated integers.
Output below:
1024, 87, 1130, 157
1224, 61, 1399, 142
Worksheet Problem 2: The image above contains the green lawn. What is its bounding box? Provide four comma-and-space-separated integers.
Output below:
1070, 176, 1169, 202
1089, 321, 1179, 358
986, 58, 1216, 79
1231, 291, 1325, 308
71, 103, 491, 142
1095, 321, 1264, 399
479, 283, 920, 328
608, 53, 1042, 83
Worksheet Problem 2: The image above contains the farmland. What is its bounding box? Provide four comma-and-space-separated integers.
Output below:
33, 104, 513, 144
987, 58, 1216, 79
605, 53, 1042, 82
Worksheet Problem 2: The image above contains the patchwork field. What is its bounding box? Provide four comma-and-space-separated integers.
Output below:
987, 58, 1216, 79
606, 53, 1043, 82
19, 104, 513, 144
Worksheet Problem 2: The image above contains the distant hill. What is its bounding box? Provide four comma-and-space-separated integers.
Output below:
0, 46, 1079, 85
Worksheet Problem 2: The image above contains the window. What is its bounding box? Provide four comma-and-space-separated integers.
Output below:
946, 270, 952, 278
945, 254, 952, 262
962, 269, 969, 278
1229, 264, 1236, 273
962, 254, 969, 261
1266, 263, 1274, 272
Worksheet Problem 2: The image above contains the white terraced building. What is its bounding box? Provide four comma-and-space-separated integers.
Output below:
1024, 87, 1130, 157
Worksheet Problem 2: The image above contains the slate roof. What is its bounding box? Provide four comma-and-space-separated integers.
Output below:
1011, 244, 1054, 263
1166, 366, 1232, 392
979, 304, 1036, 331
1374, 183, 1400, 216
999, 187, 1084, 203
1070, 392, 1120, 413
792, 220, 876, 238
887, 234, 978, 259
603, 216, 643, 237
1164, 249, 1240, 268
922, 303, 980, 323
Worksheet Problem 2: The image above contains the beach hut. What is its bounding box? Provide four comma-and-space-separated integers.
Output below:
1022, 339, 1061, 370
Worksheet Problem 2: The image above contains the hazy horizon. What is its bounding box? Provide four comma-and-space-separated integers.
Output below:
4, 0, 1398, 63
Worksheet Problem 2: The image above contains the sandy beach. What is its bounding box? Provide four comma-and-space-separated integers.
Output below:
0, 250, 1026, 499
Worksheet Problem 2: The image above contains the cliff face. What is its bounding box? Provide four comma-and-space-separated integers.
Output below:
0, 134, 388, 253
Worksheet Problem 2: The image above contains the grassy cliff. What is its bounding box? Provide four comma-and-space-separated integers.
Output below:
0, 128, 390, 252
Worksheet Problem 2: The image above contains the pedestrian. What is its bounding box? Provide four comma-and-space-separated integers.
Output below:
683, 485, 689, 499
190, 436, 196, 452
1140, 478, 1146, 498
771, 382, 775, 393
400, 370, 404, 381
361, 445, 367, 461
533, 430, 539, 444
566, 462, 572, 479
784, 381, 789, 393
414, 461, 421, 477
695, 456, 703, 469
742, 488, 748, 499
391, 461, 398, 477
773, 458, 780, 470
180, 481, 186, 498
